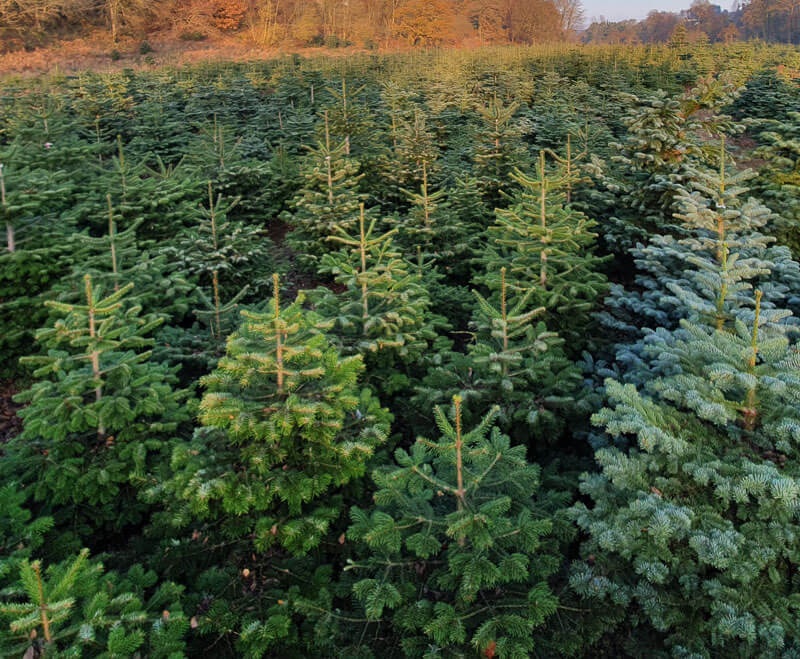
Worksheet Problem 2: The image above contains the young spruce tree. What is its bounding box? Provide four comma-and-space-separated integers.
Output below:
472, 95, 526, 207
478, 151, 608, 349
284, 113, 365, 268
0, 549, 187, 657
599, 143, 800, 372
417, 267, 582, 446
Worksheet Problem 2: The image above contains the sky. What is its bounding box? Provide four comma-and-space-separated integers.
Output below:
583, 0, 693, 22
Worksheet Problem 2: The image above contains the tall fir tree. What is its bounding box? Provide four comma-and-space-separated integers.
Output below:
598, 143, 800, 375
751, 111, 800, 256
416, 267, 582, 446
156, 182, 271, 377
380, 105, 442, 208
51, 196, 194, 324
76, 136, 202, 240
166, 181, 271, 301
472, 95, 526, 207
283, 113, 366, 268
324, 78, 375, 157
572, 287, 800, 655
593, 75, 740, 253
477, 152, 608, 349
0, 124, 83, 376
390, 162, 481, 281
310, 205, 436, 392
0, 549, 188, 657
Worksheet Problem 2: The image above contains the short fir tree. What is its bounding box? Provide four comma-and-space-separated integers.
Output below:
296, 397, 559, 658
156, 275, 391, 556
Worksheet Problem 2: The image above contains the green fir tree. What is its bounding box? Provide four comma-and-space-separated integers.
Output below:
310, 205, 436, 391
296, 397, 559, 658
284, 113, 365, 268
417, 267, 582, 446
478, 152, 608, 348
154, 275, 391, 556
0, 549, 187, 657
573, 283, 800, 654
6, 275, 190, 540
472, 95, 526, 206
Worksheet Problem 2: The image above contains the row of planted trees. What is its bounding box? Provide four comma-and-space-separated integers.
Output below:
1, 57, 800, 657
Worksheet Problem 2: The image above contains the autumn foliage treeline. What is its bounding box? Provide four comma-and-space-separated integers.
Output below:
585, 0, 800, 46
0, 0, 586, 52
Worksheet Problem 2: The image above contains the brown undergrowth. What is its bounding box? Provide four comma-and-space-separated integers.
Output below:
0, 31, 379, 78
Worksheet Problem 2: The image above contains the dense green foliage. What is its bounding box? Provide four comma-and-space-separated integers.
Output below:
1, 44, 800, 657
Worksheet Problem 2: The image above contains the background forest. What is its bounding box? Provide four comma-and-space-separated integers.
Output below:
1, 42, 800, 657
2, 0, 800, 55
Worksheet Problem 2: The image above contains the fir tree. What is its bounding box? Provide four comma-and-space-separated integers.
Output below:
417, 267, 582, 446
126, 87, 191, 168
751, 111, 800, 255
478, 152, 608, 348
598, 143, 800, 373
51, 196, 194, 323
0, 484, 52, 587
156, 182, 271, 376
731, 69, 800, 121
472, 95, 526, 206
310, 205, 436, 389
155, 275, 391, 556
6, 275, 190, 540
542, 129, 596, 207
185, 115, 281, 225
0, 549, 187, 657
594, 75, 740, 252
324, 79, 375, 157
0, 241, 74, 379
296, 398, 559, 658
404, 245, 475, 334
77, 136, 202, 240
380, 105, 442, 207
392, 163, 481, 278
284, 113, 365, 268
0, 100, 99, 186
166, 181, 271, 301
572, 288, 800, 655
0, 145, 80, 376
